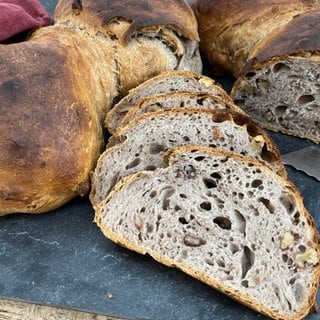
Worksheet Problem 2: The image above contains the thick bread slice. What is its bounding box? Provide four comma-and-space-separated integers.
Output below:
90, 108, 286, 207
120, 91, 245, 127
95, 146, 320, 320
105, 70, 233, 133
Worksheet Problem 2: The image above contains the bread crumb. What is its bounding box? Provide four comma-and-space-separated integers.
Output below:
107, 292, 113, 299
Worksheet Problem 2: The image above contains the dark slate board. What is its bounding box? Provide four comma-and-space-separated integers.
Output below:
0, 1, 319, 319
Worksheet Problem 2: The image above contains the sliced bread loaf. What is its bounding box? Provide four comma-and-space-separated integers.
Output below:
90, 108, 286, 207
120, 91, 245, 127
95, 146, 320, 320
193, 1, 320, 143
105, 70, 234, 133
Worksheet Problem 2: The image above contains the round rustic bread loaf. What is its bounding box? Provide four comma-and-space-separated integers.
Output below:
0, 0, 202, 215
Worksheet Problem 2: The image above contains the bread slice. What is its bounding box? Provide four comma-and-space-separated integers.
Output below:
120, 91, 245, 127
90, 108, 286, 207
95, 146, 320, 320
105, 70, 234, 133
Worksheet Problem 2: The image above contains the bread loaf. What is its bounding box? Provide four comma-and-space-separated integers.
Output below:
193, 0, 320, 143
90, 108, 286, 208
120, 91, 245, 127
105, 70, 233, 133
0, 0, 202, 215
95, 145, 320, 320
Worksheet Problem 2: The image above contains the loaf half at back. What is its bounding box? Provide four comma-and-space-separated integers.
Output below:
0, 0, 202, 215
95, 146, 320, 320
105, 70, 233, 133
193, 0, 320, 143
90, 108, 286, 208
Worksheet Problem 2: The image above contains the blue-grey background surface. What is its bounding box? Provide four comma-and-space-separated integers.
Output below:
0, 1, 319, 319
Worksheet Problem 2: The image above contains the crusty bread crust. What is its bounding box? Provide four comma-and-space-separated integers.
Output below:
95, 146, 320, 320
55, 0, 199, 44
192, 0, 320, 77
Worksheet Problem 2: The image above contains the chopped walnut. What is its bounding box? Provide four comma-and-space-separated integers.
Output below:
199, 78, 214, 87
251, 135, 265, 154
295, 248, 319, 268
280, 231, 294, 250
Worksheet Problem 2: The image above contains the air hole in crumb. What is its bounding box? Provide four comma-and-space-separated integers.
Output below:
203, 177, 217, 189
200, 202, 212, 211
179, 193, 187, 199
282, 254, 288, 263
273, 62, 291, 73
144, 165, 157, 171
298, 94, 315, 104
205, 259, 214, 266
241, 246, 255, 279
150, 190, 157, 198
195, 156, 205, 161
213, 217, 231, 230
245, 71, 256, 78
234, 210, 246, 235
149, 143, 166, 154
279, 193, 295, 214
125, 158, 141, 170
146, 223, 153, 233
210, 172, 222, 180
175, 205, 181, 211
241, 280, 249, 288
217, 258, 225, 268
110, 172, 120, 190
229, 243, 239, 254
179, 217, 188, 224
251, 179, 263, 188
259, 197, 275, 214
162, 199, 170, 210
293, 211, 300, 225
275, 105, 287, 115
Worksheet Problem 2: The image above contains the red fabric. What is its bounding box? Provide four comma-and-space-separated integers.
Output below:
0, 0, 51, 42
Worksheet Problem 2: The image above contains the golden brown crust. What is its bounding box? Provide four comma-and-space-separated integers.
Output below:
193, 0, 320, 77
0, 27, 112, 215
55, 0, 199, 43
242, 10, 320, 73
